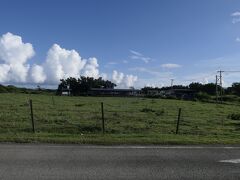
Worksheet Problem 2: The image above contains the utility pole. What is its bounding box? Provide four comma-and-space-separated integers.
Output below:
219, 70, 223, 102
215, 75, 218, 103
216, 70, 240, 104
171, 79, 174, 89
217, 70, 224, 103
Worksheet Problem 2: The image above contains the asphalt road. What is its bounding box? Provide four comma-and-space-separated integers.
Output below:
0, 144, 239, 180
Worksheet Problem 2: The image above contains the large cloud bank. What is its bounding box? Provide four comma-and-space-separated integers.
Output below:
0, 32, 137, 88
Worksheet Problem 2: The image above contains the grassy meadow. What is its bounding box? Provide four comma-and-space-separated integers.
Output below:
0, 93, 240, 144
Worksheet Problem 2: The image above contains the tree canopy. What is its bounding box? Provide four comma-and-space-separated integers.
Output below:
189, 82, 219, 95
57, 76, 116, 95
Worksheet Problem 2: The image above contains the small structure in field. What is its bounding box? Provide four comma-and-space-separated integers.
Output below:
61, 85, 71, 96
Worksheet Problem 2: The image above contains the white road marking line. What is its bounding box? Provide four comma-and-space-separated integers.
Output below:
219, 159, 240, 164
74, 146, 240, 149
1, 144, 240, 149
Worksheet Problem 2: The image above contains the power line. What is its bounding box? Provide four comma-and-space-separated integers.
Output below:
183, 72, 216, 83
221, 71, 240, 73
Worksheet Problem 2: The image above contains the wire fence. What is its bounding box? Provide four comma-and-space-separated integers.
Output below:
0, 94, 240, 136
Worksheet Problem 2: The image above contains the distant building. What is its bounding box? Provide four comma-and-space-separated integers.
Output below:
88, 88, 141, 96
146, 89, 159, 95
61, 85, 71, 96
146, 89, 165, 96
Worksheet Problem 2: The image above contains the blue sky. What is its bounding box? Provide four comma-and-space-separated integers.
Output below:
0, 0, 240, 88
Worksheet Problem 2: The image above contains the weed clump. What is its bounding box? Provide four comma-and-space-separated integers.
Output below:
140, 108, 155, 113
75, 104, 85, 107
78, 125, 101, 132
155, 109, 165, 116
227, 113, 240, 120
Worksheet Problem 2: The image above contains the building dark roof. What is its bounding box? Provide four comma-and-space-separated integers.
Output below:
90, 88, 141, 92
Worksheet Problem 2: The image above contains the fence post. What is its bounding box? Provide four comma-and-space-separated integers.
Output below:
29, 99, 35, 133
176, 108, 181, 134
101, 102, 105, 134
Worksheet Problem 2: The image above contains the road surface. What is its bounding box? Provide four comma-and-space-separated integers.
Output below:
0, 144, 239, 179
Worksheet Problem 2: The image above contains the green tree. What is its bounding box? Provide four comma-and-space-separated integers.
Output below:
231, 83, 240, 96
57, 76, 116, 96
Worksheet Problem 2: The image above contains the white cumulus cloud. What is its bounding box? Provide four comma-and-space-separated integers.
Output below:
112, 70, 138, 88
0, 32, 35, 83
31, 64, 46, 83
100, 73, 108, 80
124, 75, 138, 87
0, 32, 138, 88
0, 64, 10, 82
112, 70, 124, 84
82, 57, 99, 79
42, 44, 87, 84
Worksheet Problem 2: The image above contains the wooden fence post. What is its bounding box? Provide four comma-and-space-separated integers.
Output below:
101, 102, 105, 134
29, 99, 35, 133
176, 108, 181, 134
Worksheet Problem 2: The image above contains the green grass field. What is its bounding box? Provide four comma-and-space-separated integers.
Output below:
0, 93, 240, 144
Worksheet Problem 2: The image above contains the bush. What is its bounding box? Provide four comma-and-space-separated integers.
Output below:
145, 95, 162, 98
140, 108, 155, 113
75, 104, 85, 107
0, 85, 8, 93
195, 92, 211, 101
227, 113, 240, 120
221, 95, 239, 102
